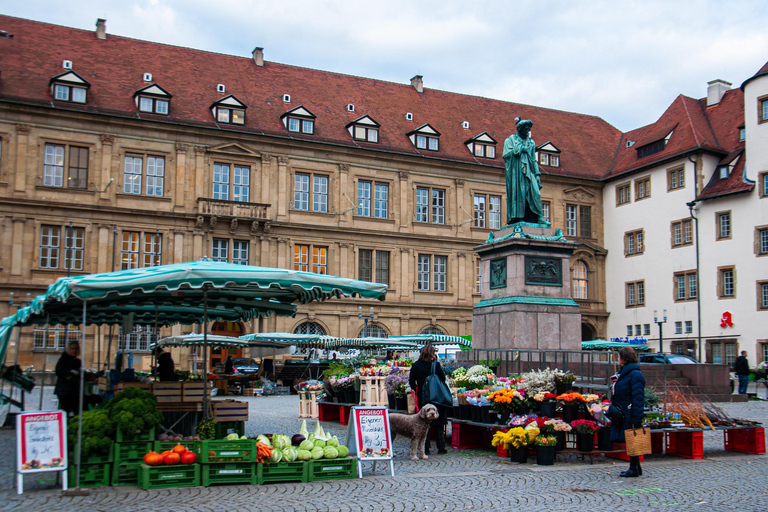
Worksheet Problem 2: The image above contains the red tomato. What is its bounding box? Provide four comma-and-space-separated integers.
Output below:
163, 452, 181, 465
172, 444, 187, 455
143, 451, 163, 466
180, 451, 197, 464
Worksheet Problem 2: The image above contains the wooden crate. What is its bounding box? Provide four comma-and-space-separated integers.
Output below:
152, 382, 183, 402
181, 381, 209, 402
115, 382, 152, 393
97, 376, 110, 392
360, 376, 386, 406
213, 399, 249, 422
299, 391, 319, 418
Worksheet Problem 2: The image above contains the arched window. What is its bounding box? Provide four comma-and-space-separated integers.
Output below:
359, 324, 388, 338
572, 260, 588, 299
421, 326, 445, 335
293, 322, 326, 336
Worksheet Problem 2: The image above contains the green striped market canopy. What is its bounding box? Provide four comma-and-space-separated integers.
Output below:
389, 334, 472, 348
155, 333, 253, 349
326, 337, 419, 350
238, 332, 342, 348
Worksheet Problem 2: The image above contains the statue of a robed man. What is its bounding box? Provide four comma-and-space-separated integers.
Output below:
503, 119, 546, 225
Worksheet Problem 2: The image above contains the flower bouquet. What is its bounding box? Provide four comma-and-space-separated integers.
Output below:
571, 419, 600, 452
534, 435, 558, 447
558, 391, 585, 423
533, 392, 559, 417
520, 368, 557, 395
487, 388, 522, 418
553, 369, 577, 394
533, 434, 557, 465
544, 418, 571, 451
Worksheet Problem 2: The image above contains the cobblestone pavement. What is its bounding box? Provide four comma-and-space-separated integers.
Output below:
1, 391, 766, 512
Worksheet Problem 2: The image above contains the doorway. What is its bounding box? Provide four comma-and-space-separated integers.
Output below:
210, 321, 244, 370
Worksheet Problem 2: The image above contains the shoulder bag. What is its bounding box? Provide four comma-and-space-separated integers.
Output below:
422, 362, 453, 408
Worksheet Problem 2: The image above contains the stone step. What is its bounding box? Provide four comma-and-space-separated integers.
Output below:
646, 377, 692, 387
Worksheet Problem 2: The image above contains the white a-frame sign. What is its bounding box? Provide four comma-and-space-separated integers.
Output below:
344, 406, 394, 478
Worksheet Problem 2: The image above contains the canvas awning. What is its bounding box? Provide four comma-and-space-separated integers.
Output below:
389, 334, 472, 348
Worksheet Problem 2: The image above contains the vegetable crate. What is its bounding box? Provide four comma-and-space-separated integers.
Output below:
68, 462, 111, 488
202, 462, 258, 486
111, 462, 142, 486
114, 441, 154, 465
152, 382, 183, 403
213, 399, 249, 422
182, 381, 210, 402
723, 427, 766, 454
307, 457, 355, 481
139, 463, 201, 490
114, 382, 152, 393
116, 426, 155, 443
197, 439, 256, 463
215, 421, 245, 439
73, 445, 114, 465
256, 461, 308, 484
154, 440, 200, 453
665, 431, 704, 459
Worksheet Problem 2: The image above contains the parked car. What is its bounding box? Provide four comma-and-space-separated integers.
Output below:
639, 354, 699, 364
232, 357, 259, 374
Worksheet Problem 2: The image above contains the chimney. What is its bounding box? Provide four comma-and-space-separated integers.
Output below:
252, 47, 264, 67
411, 75, 423, 93
707, 79, 731, 106
95, 18, 107, 40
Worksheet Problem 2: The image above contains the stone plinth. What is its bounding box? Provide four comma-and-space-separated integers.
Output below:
473, 222, 581, 351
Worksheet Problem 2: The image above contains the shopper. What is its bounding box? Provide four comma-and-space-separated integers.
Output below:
224, 355, 234, 374
610, 346, 646, 477
54, 341, 82, 416
735, 351, 750, 395
154, 346, 177, 381
409, 344, 448, 455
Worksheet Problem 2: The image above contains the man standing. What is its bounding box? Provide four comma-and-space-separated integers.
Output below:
503, 119, 546, 225
735, 351, 750, 395
55, 341, 81, 416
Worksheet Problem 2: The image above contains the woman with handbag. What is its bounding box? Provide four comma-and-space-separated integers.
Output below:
409, 344, 449, 455
610, 346, 646, 477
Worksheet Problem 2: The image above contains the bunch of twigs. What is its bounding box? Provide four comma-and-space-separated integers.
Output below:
664, 382, 714, 430
693, 390, 760, 426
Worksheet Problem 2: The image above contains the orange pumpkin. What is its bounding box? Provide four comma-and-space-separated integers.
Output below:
163, 452, 181, 465
172, 444, 187, 455
180, 450, 197, 464
143, 451, 163, 466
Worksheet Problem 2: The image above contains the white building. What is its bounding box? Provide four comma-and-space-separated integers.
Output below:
603, 61, 768, 367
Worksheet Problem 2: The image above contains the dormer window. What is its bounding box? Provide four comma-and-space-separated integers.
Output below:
465, 132, 497, 159
719, 166, 729, 179
537, 142, 561, 167
346, 115, 380, 143
739, 127, 746, 141
49, 71, 90, 104
636, 130, 674, 159
211, 95, 246, 125
407, 124, 440, 152
281, 105, 316, 134
134, 84, 172, 115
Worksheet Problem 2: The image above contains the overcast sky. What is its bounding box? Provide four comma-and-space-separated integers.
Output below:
4, 0, 768, 132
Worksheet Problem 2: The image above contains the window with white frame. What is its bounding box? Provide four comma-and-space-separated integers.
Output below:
644, 324, 651, 335
50, 72, 89, 104
761, 173, 768, 197
718, 267, 735, 298
566, 204, 591, 238
33, 325, 79, 350
213, 163, 250, 202
347, 116, 380, 143
674, 270, 697, 301
294, 172, 328, 212
616, 182, 631, 205
121, 231, 162, 269
43, 143, 89, 189
675, 321, 683, 334
539, 151, 559, 167
760, 282, 768, 310
717, 211, 731, 240
475, 258, 482, 294
417, 254, 447, 292
465, 132, 497, 159
359, 324, 388, 338
626, 280, 645, 307
357, 181, 389, 218
358, 249, 389, 285
635, 176, 651, 200
473, 194, 501, 229
211, 238, 249, 264
761, 97, 768, 123
212, 95, 246, 125
415, 187, 445, 224
671, 218, 693, 247
625, 229, 644, 256
138, 95, 169, 114
39, 224, 85, 271
626, 325, 633, 336
123, 153, 165, 196
282, 106, 316, 135
294, 322, 326, 336
572, 260, 588, 300
294, 244, 327, 274
408, 124, 440, 152
541, 201, 550, 223
635, 325, 642, 336
118, 325, 157, 352
668, 167, 685, 191
685, 321, 693, 334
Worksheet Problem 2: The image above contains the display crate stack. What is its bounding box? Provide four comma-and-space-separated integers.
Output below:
359, 376, 386, 406
67, 443, 114, 488
299, 391, 320, 418
111, 426, 155, 486
197, 438, 258, 486
139, 463, 201, 490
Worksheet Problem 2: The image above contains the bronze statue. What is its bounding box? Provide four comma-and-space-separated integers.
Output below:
503, 119, 545, 225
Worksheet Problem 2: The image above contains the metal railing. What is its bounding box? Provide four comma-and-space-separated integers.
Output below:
197, 198, 270, 219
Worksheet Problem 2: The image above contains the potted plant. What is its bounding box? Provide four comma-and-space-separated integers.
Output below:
479, 358, 502, 374
553, 370, 577, 395
335, 375, 355, 404
557, 391, 586, 423
534, 435, 558, 465
385, 368, 409, 410
586, 400, 613, 450
571, 419, 600, 452
504, 426, 539, 463
532, 392, 559, 418
543, 418, 572, 451
487, 388, 517, 425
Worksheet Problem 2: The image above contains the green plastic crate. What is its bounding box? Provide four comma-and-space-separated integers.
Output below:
197, 439, 255, 463
116, 426, 155, 443
111, 462, 142, 486
139, 463, 200, 490
215, 421, 245, 439
256, 461, 307, 484
202, 462, 257, 486
154, 440, 200, 454
68, 462, 111, 488
71, 445, 114, 465
114, 441, 154, 465
308, 457, 356, 481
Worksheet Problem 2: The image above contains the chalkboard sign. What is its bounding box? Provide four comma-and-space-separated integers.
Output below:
16, 411, 68, 494
345, 406, 394, 478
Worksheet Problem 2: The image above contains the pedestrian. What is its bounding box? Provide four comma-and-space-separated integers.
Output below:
610, 346, 646, 478
154, 346, 177, 381
54, 340, 82, 416
224, 355, 234, 374
408, 344, 448, 455
735, 351, 750, 395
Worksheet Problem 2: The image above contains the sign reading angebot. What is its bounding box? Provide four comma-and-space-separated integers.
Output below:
345, 406, 394, 478
16, 411, 68, 494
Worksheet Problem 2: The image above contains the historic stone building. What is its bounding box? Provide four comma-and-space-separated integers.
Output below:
0, 15, 638, 372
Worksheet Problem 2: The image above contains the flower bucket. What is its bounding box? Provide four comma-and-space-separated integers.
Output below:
395, 396, 407, 411
576, 432, 594, 452
497, 410, 511, 425
480, 405, 493, 424
555, 382, 573, 395
453, 406, 461, 419
388, 394, 397, 410
562, 403, 580, 424
536, 445, 556, 466
344, 389, 356, 404
470, 405, 482, 423
508, 445, 528, 463
538, 402, 556, 418
553, 431, 566, 451
515, 406, 531, 416
597, 426, 613, 451
353, 388, 361, 405
459, 404, 472, 420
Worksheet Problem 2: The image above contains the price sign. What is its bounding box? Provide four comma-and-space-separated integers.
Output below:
345, 406, 394, 478
16, 411, 68, 494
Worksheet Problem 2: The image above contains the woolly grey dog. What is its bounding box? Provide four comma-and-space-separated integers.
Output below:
389, 404, 439, 461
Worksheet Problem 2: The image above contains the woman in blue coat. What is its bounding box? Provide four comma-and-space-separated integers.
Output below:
610, 346, 646, 477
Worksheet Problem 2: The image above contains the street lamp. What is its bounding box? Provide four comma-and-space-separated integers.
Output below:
654, 309, 668, 353
687, 200, 702, 363
358, 306, 374, 337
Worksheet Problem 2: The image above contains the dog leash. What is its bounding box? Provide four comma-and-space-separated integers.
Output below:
411, 388, 419, 413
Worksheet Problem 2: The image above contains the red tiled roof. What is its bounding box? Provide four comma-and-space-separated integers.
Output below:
696, 148, 754, 200
0, 15, 622, 180
602, 93, 740, 181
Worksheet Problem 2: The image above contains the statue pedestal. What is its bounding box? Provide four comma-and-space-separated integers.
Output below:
473, 222, 581, 351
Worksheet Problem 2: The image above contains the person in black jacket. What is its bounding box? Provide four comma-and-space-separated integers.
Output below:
224, 355, 234, 375
409, 344, 448, 455
54, 341, 82, 416
735, 351, 750, 395
610, 346, 646, 477
153, 346, 177, 381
